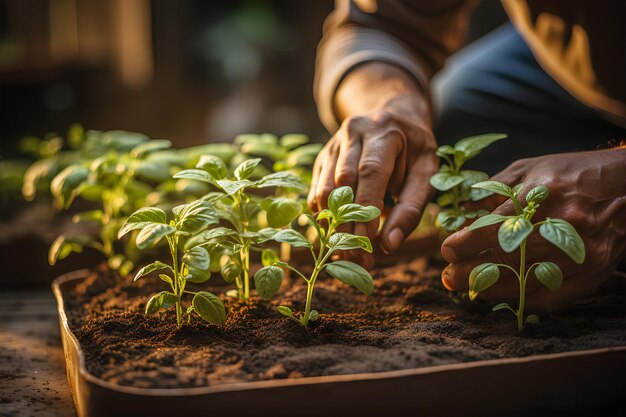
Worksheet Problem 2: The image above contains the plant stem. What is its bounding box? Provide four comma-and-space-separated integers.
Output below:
302, 268, 320, 328
169, 236, 182, 328
243, 243, 250, 300
517, 239, 527, 331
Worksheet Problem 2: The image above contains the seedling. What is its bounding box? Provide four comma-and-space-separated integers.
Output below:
466, 181, 585, 331
254, 186, 381, 328
118, 200, 226, 328
430, 134, 507, 232
174, 156, 305, 300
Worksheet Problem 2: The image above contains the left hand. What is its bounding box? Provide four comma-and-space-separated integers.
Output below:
440, 148, 626, 312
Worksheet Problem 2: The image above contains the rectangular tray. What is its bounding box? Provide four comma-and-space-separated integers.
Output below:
53, 270, 626, 417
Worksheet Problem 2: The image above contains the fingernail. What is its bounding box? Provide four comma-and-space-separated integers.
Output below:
387, 228, 404, 252
441, 268, 455, 291
441, 244, 456, 262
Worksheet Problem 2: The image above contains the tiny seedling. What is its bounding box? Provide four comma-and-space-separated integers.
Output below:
467, 181, 585, 331
174, 156, 305, 300
430, 134, 507, 232
254, 186, 381, 328
118, 200, 226, 328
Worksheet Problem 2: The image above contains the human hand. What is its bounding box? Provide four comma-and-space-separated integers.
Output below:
441, 148, 626, 312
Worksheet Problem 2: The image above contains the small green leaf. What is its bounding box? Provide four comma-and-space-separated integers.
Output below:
335, 204, 381, 223
220, 261, 241, 283
437, 210, 466, 232
196, 154, 227, 180
183, 246, 210, 270
534, 261, 563, 291
468, 214, 509, 231
272, 229, 312, 248
134, 260, 172, 281
51, 165, 90, 208
255, 171, 305, 190
136, 223, 176, 249
316, 209, 333, 221
234, 158, 262, 180
216, 179, 254, 195
469, 263, 500, 301
492, 302, 513, 312
436, 145, 455, 156
525, 314, 540, 325
173, 169, 213, 183
277, 306, 294, 318
184, 227, 237, 250
72, 210, 104, 224
159, 274, 173, 285
471, 181, 513, 198
262, 249, 279, 267
176, 200, 218, 234
254, 266, 284, 300
308, 310, 320, 322
328, 186, 354, 213
498, 216, 533, 253
429, 172, 465, 192
325, 260, 373, 295
539, 218, 585, 264
185, 266, 211, 283
130, 139, 172, 158
512, 183, 525, 198
454, 133, 507, 159
145, 291, 179, 315
280, 133, 309, 149
118, 207, 167, 238
48, 235, 90, 265
262, 197, 301, 227
526, 185, 549, 204
192, 291, 226, 324
327, 233, 373, 253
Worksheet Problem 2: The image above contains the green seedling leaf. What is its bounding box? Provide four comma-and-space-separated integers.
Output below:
119, 260, 134, 278
512, 183, 525, 198
145, 291, 179, 315
255, 171, 305, 190
118, 207, 167, 238
436, 145, 455, 157
492, 302, 513, 312
534, 261, 563, 291
136, 223, 176, 249
429, 172, 465, 192
498, 215, 533, 253
525, 314, 540, 325
328, 186, 354, 213
176, 200, 218, 234
133, 161, 171, 182
471, 181, 513, 198
277, 306, 295, 318
254, 265, 284, 300
280, 133, 309, 150
437, 210, 466, 232
196, 154, 228, 180
469, 263, 500, 301
316, 209, 333, 222
130, 139, 172, 159
216, 179, 254, 195
526, 185, 549, 204
48, 235, 90, 265
273, 229, 312, 248
262, 249, 279, 267
220, 261, 241, 283
539, 218, 585, 264
234, 158, 262, 180
183, 246, 210, 270
262, 197, 301, 227
192, 291, 226, 324
51, 165, 90, 208
159, 274, 173, 285
468, 214, 509, 231
184, 227, 237, 250
336, 204, 381, 223
325, 260, 373, 295
134, 260, 172, 281
173, 169, 214, 183
327, 233, 373, 253
72, 210, 104, 224
454, 133, 507, 159
185, 266, 211, 284
308, 310, 320, 322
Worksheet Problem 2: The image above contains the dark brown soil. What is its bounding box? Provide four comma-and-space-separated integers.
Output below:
65, 258, 626, 389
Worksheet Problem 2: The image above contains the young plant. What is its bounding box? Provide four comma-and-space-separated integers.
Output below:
118, 200, 226, 328
466, 181, 585, 331
430, 134, 507, 232
174, 156, 305, 300
254, 186, 381, 328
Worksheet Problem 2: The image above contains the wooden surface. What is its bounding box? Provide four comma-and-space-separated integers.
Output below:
0, 289, 76, 417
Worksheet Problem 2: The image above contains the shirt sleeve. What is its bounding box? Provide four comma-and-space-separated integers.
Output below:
314, 0, 477, 132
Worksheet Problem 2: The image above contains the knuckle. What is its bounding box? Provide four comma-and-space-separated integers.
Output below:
335, 169, 356, 186
343, 115, 366, 132
358, 159, 383, 179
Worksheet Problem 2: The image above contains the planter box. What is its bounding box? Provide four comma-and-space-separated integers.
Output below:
54, 270, 626, 417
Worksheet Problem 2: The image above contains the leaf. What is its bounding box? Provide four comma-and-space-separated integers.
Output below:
134, 261, 172, 281
328, 186, 354, 213
492, 302, 513, 312
308, 310, 320, 322
173, 169, 213, 183
316, 209, 333, 222
534, 261, 563, 291
512, 183, 525, 198
136, 223, 176, 249
325, 260, 373, 295
526, 185, 549, 204
262, 197, 301, 227
130, 139, 172, 158
539, 218, 585, 264
72, 210, 104, 225
471, 181, 513, 198
254, 227, 280, 243
335, 204, 381, 224
429, 172, 465, 192
216, 179, 254, 195
437, 210, 466, 232
118, 207, 167, 238
327, 233, 373, 253
234, 158, 262, 180
436, 192, 454, 207
159, 274, 173, 285
254, 266, 284, 300
133, 161, 171, 182
277, 306, 294, 318
176, 200, 218, 234
454, 133, 507, 159
525, 314, 540, 325
498, 216, 533, 253
183, 246, 210, 270
184, 227, 237, 250
51, 165, 90, 208
262, 249, 279, 267
436, 145, 455, 157
469, 263, 500, 301
192, 291, 226, 324
48, 235, 90, 265
272, 229, 312, 248
196, 154, 227, 180
280, 133, 309, 150
468, 214, 509, 231
185, 266, 211, 284
220, 261, 241, 283
255, 171, 305, 190
145, 291, 179, 315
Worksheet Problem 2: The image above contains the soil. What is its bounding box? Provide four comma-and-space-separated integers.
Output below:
65, 258, 626, 389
